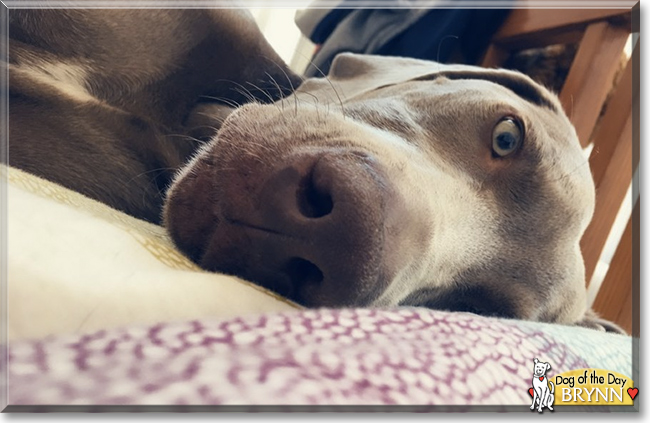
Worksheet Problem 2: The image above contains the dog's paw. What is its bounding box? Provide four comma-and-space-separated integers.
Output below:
575, 309, 627, 334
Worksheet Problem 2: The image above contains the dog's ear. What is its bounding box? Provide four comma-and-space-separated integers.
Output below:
546, 363, 551, 372
293, 53, 444, 105
328, 53, 440, 83
534, 358, 539, 364
575, 309, 628, 335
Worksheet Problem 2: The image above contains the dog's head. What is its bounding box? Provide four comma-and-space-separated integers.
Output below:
533, 358, 551, 377
164, 53, 603, 328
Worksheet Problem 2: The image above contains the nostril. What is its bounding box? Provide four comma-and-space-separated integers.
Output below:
296, 169, 333, 218
284, 257, 324, 287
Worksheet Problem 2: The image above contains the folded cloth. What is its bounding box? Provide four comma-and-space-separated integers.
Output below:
295, 1, 511, 76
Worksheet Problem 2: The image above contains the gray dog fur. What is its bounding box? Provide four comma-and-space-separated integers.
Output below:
165, 53, 624, 333
6, 10, 623, 333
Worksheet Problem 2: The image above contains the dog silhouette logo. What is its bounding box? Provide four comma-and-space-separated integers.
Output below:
530, 358, 555, 412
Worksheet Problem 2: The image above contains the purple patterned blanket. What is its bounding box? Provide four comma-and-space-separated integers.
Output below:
8, 308, 632, 407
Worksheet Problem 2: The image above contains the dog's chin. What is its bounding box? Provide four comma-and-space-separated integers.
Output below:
197, 221, 389, 308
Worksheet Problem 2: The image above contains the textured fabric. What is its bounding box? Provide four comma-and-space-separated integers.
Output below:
8, 308, 632, 406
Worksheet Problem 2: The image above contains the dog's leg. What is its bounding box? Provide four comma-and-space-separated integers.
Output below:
547, 383, 555, 411
531, 388, 538, 410
8, 73, 196, 223
540, 388, 548, 408
9, 9, 301, 222
536, 387, 545, 412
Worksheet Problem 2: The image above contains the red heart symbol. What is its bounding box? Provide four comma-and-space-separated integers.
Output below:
528, 388, 534, 397
627, 387, 638, 400
539, 376, 544, 381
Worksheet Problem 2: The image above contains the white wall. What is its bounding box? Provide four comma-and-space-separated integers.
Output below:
249, 8, 316, 74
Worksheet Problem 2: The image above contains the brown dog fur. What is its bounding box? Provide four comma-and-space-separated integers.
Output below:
8, 9, 301, 223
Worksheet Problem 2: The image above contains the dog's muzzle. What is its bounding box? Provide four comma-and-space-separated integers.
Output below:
165, 145, 397, 307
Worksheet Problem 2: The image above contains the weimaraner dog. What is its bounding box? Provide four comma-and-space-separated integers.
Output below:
164, 53, 623, 333
7, 10, 621, 332
8, 9, 301, 224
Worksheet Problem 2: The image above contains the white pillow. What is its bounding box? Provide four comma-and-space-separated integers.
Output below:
5, 166, 299, 341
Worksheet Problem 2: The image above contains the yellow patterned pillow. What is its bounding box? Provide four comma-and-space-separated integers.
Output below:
4, 166, 299, 341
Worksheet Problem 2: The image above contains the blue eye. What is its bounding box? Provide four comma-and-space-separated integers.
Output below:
492, 118, 523, 157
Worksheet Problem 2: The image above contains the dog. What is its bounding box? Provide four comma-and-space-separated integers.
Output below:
164, 52, 624, 333
530, 358, 555, 412
7, 8, 301, 224
8, 10, 622, 333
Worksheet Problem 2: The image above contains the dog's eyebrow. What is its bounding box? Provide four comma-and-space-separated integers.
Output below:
415, 70, 560, 113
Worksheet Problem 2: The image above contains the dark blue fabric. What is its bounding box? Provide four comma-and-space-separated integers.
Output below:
309, 9, 354, 44
303, 5, 512, 76
376, 8, 511, 65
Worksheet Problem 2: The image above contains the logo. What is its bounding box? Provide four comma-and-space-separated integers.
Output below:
527, 359, 638, 410
529, 358, 555, 413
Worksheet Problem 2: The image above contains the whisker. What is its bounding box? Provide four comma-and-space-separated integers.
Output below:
232, 87, 258, 104
181, 124, 225, 135
125, 166, 179, 186
245, 81, 282, 113
299, 90, 320, 105
245, 81, 276, 103
211, 78, 260, 104
437, 35, 459, 63
547, 158, 591, 183
302, 56, 346, 120
166, 133, 208, 144
264, 71, 288, 112
199, 95, 242, 108
191, 113, 229, 126
259, 54, 300, 117
295, 91, 323, 121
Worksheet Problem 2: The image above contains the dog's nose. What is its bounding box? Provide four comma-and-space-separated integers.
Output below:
217, 151, 391, 306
